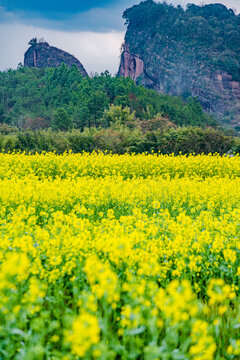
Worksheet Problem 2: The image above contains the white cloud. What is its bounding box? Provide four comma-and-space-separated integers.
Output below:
0, 23, 124, 74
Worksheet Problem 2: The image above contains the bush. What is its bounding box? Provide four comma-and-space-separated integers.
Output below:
68, 130, 95, 153
0, 126, 234, 155
157, 127, 234, 154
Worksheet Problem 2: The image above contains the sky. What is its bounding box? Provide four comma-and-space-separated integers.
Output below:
0, 0, 239, 75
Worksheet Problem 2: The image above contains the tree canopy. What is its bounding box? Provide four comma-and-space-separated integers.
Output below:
0, 64, 215, 131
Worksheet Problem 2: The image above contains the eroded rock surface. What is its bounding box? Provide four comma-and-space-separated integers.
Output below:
24, 41, 88, 76
118, 1, 240, 125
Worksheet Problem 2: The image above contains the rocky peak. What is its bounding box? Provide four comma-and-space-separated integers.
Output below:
24, 38, 88, 76
118, 1, 240, 126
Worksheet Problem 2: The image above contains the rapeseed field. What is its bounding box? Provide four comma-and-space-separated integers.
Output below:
0, 152, 240, 359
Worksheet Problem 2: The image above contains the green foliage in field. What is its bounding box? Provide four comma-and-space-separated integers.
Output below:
0, 125, 234, 155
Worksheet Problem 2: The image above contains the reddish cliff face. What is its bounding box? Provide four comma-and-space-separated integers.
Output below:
24, 41, 88, 76
118, 44, 144, 81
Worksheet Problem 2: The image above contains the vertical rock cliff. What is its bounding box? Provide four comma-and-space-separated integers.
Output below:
118, 1, 240, 126
118, 43, 144, 81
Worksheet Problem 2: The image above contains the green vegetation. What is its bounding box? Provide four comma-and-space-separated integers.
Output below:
0, 64, 236, 154
0, 64, 214, 130
0, 125, 234, 155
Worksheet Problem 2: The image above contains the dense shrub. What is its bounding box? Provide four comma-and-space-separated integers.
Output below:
0, 126, 234, 155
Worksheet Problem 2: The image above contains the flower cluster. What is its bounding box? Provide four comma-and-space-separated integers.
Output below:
0, 152, 239, 359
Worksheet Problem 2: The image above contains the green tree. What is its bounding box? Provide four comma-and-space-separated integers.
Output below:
0, 105, 4, 123
100, 105, 135, 128
52, 108, 72, 131
87, 91, 109, 127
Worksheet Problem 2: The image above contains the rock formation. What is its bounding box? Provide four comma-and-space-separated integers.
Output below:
24, 39, 88, 76
118, 1, 240, 126
118, 44, 144, 82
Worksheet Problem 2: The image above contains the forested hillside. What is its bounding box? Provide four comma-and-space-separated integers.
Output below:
0, 64, 214, 130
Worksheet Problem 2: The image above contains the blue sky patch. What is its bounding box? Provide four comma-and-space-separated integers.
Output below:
0, 0, 115, 15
